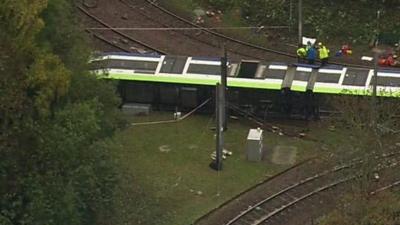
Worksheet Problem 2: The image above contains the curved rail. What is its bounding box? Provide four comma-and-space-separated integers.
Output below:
144, 0, 373, 69
77, 5, 167, 54
120, 0, 264, 60
225, 151, 400, 225
144, 0, 294, 58
370, 180, 400, 195
88, 30, 130, 52
253, 160, 400, 225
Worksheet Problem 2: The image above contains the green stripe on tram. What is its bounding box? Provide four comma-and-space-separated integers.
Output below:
106, 72, 283, 90
313, 86, 342, 94
107, 72, 218, 85
101, 71, 400, 98
228, 80, 281, 90
290, 85, 307, 92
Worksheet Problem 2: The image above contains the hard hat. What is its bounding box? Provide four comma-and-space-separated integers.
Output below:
318, 42, 322, 46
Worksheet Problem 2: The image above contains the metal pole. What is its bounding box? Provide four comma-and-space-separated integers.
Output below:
214, 83, 223, 171
221, 45, 228, 131
372, 10, 380, 110
373, 51, 378, 100
289, 0, 293, 33
298, 0, 303, 46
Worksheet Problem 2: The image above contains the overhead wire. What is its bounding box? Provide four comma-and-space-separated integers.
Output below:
86, 26, 289, 31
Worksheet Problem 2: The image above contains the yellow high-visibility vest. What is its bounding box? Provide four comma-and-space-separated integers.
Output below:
297, 47, 307, 58
319, 46, 330, 59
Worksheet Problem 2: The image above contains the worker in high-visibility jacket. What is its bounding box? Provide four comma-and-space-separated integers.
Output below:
318, 42, 330, 66
296, 45, 307, 63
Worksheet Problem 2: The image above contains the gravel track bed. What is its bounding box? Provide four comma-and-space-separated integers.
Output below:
195, 152, 400, 225
126, 0, 294, 61
81, 0, 239, 57
78, 4, 162, 53
194, 159, 325, 225
146, 0, 373, 67
79, 0, 374, 68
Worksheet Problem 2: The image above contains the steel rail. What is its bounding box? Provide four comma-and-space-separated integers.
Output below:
144, 0, 374, 69
87, 30, 130, 52
225, 152, 400, 225
253, 161, 400, 225
77, 5, 167, 55
144, 0, 294, 57
370, 180, 400, 195
120, 0, 264, 60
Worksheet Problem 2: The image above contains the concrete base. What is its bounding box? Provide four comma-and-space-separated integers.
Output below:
122, 103, 151, 115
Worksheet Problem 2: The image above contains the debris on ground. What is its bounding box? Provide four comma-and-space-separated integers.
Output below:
189, 144, 198, 150
298, 133, 307, 138
374, 172, 380, 181
229, 115, 239, 120
210, 149, 233, 160
223, 149, 233, 156
159, 145, 171, 153
121, 13, 128, 20
272, 126, 279, 131
195, 16, 205, 25
321, 145, 329, 151
206, 10, 215, 17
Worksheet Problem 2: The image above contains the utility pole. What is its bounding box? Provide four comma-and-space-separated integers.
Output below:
298, 0, 303, 46
210, 44, 227, 171
372, 50, 378, 100
221, 45, 228, 131
372, 10, 381, 101
371, 9, 382, 130
289, 0, 293, 33
211, 83, 223, 171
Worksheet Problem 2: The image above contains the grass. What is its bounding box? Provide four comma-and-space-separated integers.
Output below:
109, 112, 322, 225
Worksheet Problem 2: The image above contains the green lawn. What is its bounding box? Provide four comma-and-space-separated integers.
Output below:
108, 112, 322, 225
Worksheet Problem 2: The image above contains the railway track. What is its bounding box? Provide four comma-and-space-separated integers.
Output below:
224, 152, 400, 225
122, 0, 290, 61
82, 0, 372, 69
139, 0, 373, 69
77, 4, 167, 54
119, 0, 261, 60
82, 0, 239, 58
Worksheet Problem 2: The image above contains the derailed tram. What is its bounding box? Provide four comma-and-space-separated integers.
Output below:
90, 52, 400, 119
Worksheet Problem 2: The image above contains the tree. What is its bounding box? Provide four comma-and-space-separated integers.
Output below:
0, 0, 123, 224
316, 92, 400, 224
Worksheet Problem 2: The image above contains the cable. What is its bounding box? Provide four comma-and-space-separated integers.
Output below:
130, 98, 211, 126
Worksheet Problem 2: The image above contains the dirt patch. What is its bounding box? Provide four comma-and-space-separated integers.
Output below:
271, 145, 298, 165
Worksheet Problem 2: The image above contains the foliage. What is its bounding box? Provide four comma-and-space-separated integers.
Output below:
323, 94, 400, 221
196, 0, 400, 44
240, 0, 290, 26
320, 192, 400, 225
200, 0, 238, 10
0, 0, 123, 224
330, 95, 400, 155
